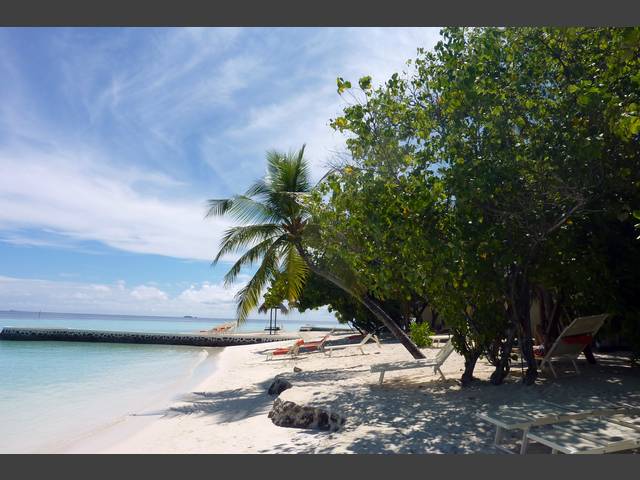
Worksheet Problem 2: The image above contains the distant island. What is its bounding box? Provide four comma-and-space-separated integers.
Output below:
183, 315, 198, 319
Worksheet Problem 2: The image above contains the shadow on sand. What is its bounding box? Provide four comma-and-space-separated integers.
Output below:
162, 353, 640, 453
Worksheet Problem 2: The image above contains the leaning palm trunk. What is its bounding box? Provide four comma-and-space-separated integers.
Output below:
207, 145, 425, 360
295, 244, 425, 360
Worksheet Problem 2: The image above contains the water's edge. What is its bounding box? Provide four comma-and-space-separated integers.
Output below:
43, 346, 224, 454
57, 344, 240, 454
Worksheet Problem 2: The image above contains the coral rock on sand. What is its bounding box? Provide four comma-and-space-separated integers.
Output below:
267, 377, 292, 396
268, 389, 346, 432
293, 366, 302, 373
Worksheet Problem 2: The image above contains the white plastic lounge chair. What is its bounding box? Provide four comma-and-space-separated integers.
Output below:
523, 413, 640, 454
429, 334, 452, 345
298, 331, 334, 354
370, 339, 455, 384
323, 333, 381, 356
478, 400, 636, 454
266, 331, 335, 360
266, 339, 304, 361
537, 314, 609, 378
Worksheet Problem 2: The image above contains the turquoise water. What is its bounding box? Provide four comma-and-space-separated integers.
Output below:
0, 311, 341, 453
0, 310, 335, 334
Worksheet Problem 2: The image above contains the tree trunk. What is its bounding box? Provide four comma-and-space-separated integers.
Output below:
509, 269, 538, 385
490, 325, 516, 385
538, 286, 548, 336
461, 349, 481, 386
295, 244, 425, 359
431, 310, 440, 332
485, 338, 501, 367
361, 295, 426, 359
544, 290, 564, 351
518, 325, 538, 385
583, 345, 597, 364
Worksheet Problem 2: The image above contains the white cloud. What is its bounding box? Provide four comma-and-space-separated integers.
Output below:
130, 285, 168, 301
90, 284, 111, 293
177, 275, 250, 306
0, 275, 333, 321
58, 28, 247, 123
0, 28, 442, 270
0, 144, 234, 261
0, 28, 441, 319
0, 275, 233, 316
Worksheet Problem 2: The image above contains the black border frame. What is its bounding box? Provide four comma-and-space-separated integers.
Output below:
1, 0, 639, 26
1, 1, 639, 478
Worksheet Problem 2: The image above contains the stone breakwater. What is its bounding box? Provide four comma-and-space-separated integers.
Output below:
0, 327, 299, 347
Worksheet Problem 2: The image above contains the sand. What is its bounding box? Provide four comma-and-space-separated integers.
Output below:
65, 335, 640, 454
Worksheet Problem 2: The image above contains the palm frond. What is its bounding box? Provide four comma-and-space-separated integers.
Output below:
223, 235, 287, 287
281, 243, 309, 302
269, 154, 311, 218
205, 199, 233, 218
206, 196, 275, 224
213, 224, 282, 264
233, 242, 281, 323
293, 144, 311, 191
265, 149, 285, 181
207, 145, 315, 323
244, 179, 272, 199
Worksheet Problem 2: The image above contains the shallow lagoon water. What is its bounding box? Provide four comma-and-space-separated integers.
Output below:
0, 311, 340, 452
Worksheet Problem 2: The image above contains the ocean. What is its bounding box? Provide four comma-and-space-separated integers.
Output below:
0, 310, 340, 453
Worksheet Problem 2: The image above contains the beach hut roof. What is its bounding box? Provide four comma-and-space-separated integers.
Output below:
258, 302, 289, 314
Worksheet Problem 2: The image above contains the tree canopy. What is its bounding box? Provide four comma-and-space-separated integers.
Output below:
318, 27, 640, 382
207, 27, 640, 384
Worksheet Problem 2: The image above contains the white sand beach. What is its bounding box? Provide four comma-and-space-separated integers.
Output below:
64, 336, 640, 454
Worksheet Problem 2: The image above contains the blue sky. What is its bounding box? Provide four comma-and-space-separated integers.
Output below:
0, 27, 441, 319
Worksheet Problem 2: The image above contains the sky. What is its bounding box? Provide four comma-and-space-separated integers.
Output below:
0, 27, 441, 320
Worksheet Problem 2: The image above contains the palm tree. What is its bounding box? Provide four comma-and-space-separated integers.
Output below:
206, 146, 311, 323
207, 145, 425, 359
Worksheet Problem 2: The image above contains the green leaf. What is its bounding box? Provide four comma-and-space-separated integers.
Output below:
567, 84, 579, 93
630, 116, 640, 136
358, 75, 372, 90
577, 94, 591, 106
337, 77, 352, 94
333, 116, 349, 131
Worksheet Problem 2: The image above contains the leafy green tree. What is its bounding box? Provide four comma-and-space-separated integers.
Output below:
307, 142, 506, 384
295, 271, 428, 335
294, 272, 382, 334
328, 27, 640, 384
261, 273, 289, 310
423, 27, 640, 384
409, 321, 434, 348
207, 146, 426, 359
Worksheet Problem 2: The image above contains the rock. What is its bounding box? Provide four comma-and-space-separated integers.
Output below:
293, 366, 302, 373
268, 397, 346, 432
267, 377, 292, 396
